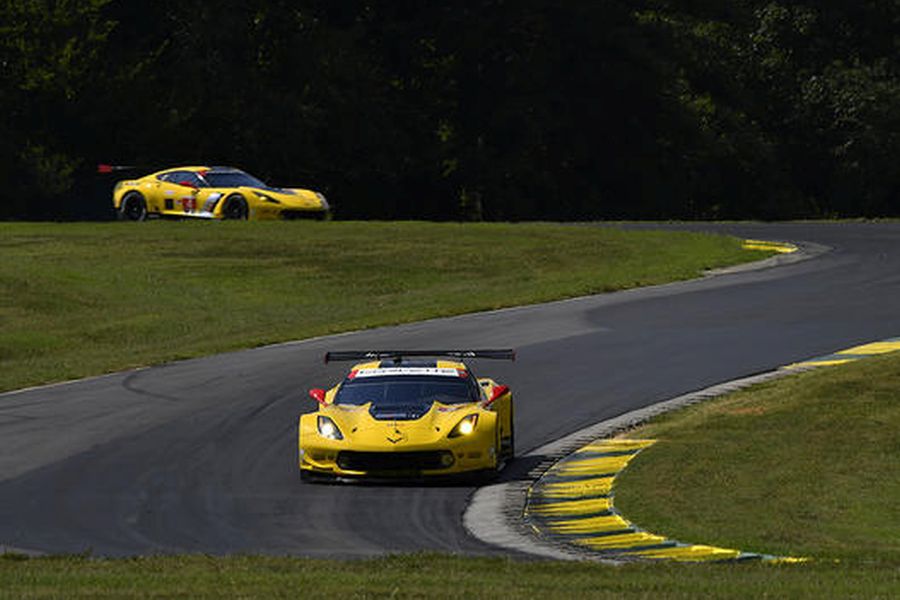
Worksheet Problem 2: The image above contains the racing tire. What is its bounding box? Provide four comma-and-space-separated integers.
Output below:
222, 194, 249, 220
503, 430, 515, 462
507, 401, 516, 460
118, 192, 147, 221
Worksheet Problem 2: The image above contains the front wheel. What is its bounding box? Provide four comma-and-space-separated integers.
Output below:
118, 192, 147, 221
501, 403, 515, 462
502, 430, 515, 462
222, 194, 248, 220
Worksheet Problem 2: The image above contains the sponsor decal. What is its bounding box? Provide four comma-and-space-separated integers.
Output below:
355, 367, 461, 378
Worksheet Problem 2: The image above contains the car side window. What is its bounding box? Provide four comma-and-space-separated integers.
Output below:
161, 171, 203, 187
159, 171, 189, 183
181, 172, 204, 187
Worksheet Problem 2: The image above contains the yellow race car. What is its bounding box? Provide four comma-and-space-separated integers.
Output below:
111, 165, 329, 220
299, 350, 515, 481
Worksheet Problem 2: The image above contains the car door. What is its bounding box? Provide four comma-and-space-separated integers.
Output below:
148, 170, 193, 215
169, 171, 204, 215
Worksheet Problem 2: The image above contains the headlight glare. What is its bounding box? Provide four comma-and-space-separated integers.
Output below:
448, 414, 478, 438
317, 415, 343, 440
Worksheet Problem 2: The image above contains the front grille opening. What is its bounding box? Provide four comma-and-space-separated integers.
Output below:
337, 451, 454, 472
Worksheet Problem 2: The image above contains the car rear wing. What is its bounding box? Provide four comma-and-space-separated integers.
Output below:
324, 349, 515, 364
97, 164, 137, 173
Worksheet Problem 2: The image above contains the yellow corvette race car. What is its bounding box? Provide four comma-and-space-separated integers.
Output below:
111, 165, 329, 220
299, 350, 515, 480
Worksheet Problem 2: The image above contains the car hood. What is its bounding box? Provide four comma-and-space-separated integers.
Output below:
322, 402, 479, 444
241, 186, 322, 206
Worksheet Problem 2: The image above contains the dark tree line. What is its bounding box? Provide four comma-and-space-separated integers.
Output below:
1, 0, 897, 220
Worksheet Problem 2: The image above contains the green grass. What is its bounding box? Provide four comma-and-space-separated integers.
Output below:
0, 552, 895, 598
0, 221, 759, 392
610, 352, 900, 588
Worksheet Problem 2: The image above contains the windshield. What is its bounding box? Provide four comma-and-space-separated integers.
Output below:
334, 375, 479, 420
203, 170, 268, 189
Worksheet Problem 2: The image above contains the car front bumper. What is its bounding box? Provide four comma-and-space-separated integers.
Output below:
299, 438, 497, 478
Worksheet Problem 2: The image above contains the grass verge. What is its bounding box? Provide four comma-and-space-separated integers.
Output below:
608, 352, 900, 591
1, 551, 895, 598
0, 221, 761, 392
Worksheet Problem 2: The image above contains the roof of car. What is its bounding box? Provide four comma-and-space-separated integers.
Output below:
152, 166, 209, 174
153, 166, 243, 174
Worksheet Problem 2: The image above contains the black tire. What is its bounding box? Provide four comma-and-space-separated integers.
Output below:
497, 402, 515, 463
222, 194, 249, 220
505, 403, 515, 461
118, 192, 147, 221
503, 430, 515, 462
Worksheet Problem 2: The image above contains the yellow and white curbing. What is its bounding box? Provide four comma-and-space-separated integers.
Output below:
784, 338, 900, 370
525, 439, 807, 563
742, 239, 799, 254
524, 337, 900, 562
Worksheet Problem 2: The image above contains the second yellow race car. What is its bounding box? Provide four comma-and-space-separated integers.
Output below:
111, 165, 329, 221
299, 350, 515, 481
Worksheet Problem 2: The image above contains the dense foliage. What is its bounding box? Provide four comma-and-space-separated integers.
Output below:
1, 1, 897, 220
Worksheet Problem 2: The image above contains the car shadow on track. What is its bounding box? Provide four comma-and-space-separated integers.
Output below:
300, 455, 550, 489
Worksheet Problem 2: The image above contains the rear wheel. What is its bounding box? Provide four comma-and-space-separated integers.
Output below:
222, 194, 248, 220
118, 192, 147, 221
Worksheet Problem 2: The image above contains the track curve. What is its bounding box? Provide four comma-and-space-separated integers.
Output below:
1, 222, 899, 557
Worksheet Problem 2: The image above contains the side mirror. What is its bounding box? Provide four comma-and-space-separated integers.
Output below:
309, 388, 327, 406
484, 384, 510, 407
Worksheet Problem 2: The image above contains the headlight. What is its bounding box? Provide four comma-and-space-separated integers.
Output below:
448, 414, 478, 438
317, 415, 343, 440
256, 192, 281, 204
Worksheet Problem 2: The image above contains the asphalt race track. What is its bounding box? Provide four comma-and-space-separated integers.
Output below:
1, 222, 898, 557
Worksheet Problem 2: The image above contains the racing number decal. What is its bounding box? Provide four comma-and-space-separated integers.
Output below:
180, 196, 197, 212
